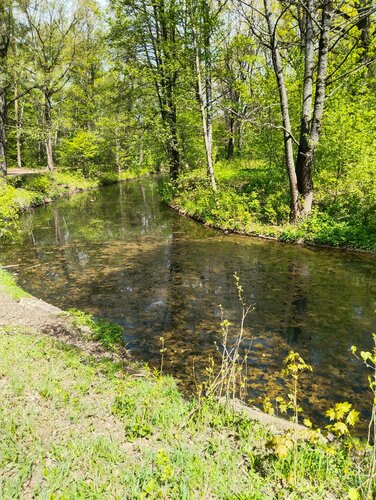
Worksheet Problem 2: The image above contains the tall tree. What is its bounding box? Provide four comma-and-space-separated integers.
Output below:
0, 1, 12, 176
187, 0, 220, 191
20, 0, 79, 170
259, 0, 370, 220
110, 0, 182, 181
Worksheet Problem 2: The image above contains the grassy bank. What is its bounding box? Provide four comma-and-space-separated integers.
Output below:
0, 168, 148, 240
0, 328, 372, 499
0, 269, 373, 498
160, 160, 376, 252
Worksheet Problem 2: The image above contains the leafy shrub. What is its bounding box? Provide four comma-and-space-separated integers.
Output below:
58, 130, 103, 176
11, 174, 52, 195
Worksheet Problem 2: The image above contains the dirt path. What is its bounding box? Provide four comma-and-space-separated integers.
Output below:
6, 168, 48, 177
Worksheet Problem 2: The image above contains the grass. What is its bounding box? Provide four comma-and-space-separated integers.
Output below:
0, 327, 371, 498
163, 159, 376, 251
0, 268, 31, 300
67, 308, 124, 351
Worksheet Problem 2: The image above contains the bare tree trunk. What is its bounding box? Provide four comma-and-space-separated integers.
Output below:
298, 0, 332, 216
44, 92, 54, 171
264, 0, 299, 221
166, 101, 180, 182
192, 0, 217, 192
295, 0, 315, 216
195, 43, 217, 191
13, 61, 22, 169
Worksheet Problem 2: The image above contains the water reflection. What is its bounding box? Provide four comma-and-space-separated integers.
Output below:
1, 179, 375, 431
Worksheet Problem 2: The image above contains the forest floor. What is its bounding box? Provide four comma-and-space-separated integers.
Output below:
0, 270, 374, 498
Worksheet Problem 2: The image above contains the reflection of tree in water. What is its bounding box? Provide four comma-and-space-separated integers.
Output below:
280, 260, 309, 346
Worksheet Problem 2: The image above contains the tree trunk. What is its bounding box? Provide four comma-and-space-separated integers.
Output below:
195, 46, 217, 191
166, 100, 180, 182
299, 0, 332, 215
295, 0, 315, 216
355, 0, 372, 61
0, 88, 6, 175
0, 3, 10, 177
44, 92, 54, 171
264, 0, 299, 221
193, 11, 217, 192
14, 67, 22, 169
227, 114, 235, 160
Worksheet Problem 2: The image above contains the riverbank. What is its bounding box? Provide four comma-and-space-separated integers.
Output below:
160, 161, 376, 252
0, 270, 374, 498
0, 168, 148, 240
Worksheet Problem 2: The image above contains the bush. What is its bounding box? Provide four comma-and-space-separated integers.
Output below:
58, 130, 103, 176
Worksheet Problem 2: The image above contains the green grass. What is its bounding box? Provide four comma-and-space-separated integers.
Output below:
0, 268, 31, 300
0, 329, 371, 498
163, 159, 376, 251
67, 308, 124, 351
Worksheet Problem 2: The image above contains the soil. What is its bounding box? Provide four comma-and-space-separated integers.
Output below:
6, 168, 48, 177
0, 287, 120, 361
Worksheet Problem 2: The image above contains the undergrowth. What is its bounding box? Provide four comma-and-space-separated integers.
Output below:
161, 160, 376, 251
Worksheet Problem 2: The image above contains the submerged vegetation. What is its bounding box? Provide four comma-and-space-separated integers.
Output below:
0, 261, 375, 496
0, 0, 375, 494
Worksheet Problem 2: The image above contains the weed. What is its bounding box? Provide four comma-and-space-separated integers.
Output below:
351, 336, 376, 498
205, 273, 254, 403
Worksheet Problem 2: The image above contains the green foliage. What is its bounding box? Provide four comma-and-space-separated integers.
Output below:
0, 179, 20, 238
325, 402, 360, 436
11, 174, 52, 195
168, 158, 376, 251
67, 308, 123, 351
58, 131, 104, 176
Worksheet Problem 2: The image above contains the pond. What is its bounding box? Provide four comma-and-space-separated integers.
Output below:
1, 178, 375, 431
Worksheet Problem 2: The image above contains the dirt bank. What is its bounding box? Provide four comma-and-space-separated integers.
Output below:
0, 285, 120, 361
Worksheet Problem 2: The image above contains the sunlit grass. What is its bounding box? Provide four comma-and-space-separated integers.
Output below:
0, 330, 368, 498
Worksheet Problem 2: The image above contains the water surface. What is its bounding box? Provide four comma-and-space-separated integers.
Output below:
1, 179, 375, 430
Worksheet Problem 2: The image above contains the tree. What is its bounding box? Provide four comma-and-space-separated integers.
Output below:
187, 0, 221, 191
0, 1, 12, 176
259, 0, 370, 220
19, 0, 79, 170
109, 0, 182, 181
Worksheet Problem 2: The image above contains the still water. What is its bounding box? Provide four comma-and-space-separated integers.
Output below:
1, 179, 375, 429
